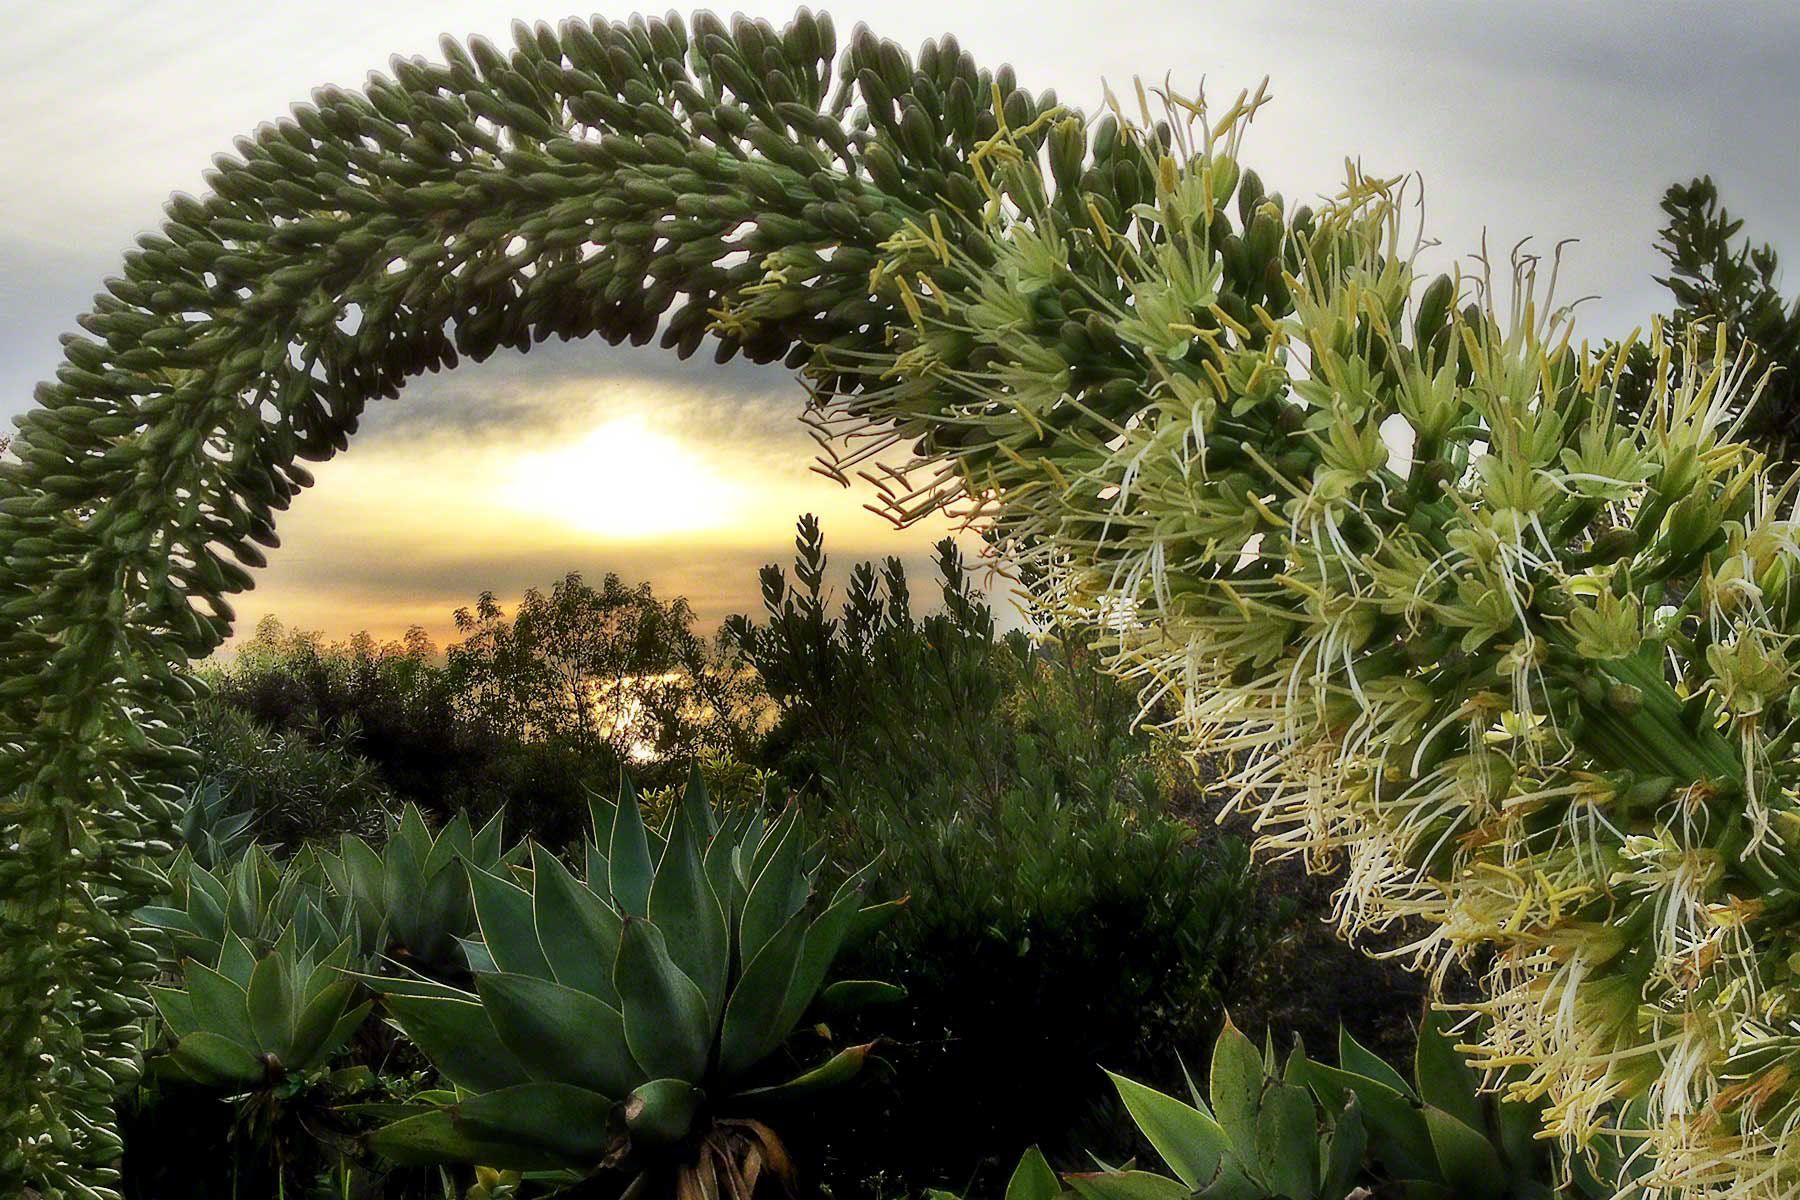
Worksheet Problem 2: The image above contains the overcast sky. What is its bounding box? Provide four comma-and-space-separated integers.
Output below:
4, 2, 1798, 644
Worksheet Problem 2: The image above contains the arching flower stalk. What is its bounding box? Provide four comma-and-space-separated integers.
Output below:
4, 11, 1798, 1195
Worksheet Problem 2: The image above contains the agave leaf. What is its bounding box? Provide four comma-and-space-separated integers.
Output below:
609, 776, 655, 916
739, 811, 808, 966
717, 907, 809, 1082
302, 938, 356, 1008
476, 971, 640, 1099
381, 994, 530, 1093
617, 916, 712, 1082
217, 931, 257, 987
647, 807, 730, 1023
1064, 1171, 1194, 1200
246, 949, 297, 1058
530, 843, 623, 1004
1254, 1082, 1317, 1200
471, 807, 507, 864
412, 858, 469, 963
1341, 1025, 1415, 1100
1105, 1071, 1240, 1194
1414, 1009, 1484, 1133
1208, 1015, 1263, 1167
396, 804, 434, 863
844, 897, 906, 950
624, 1077, 705, 1148
736, 1042, 874, 1104
679, 765, 717, 839
383, 825, 425, 943
426, 812, 474, 876
1006, 1147, 1063, 1200
185, 960, 255, 1047
171, 1030, 268, 1090
459, 935, 499, 975
151, 985, 198, 1039
369, 1107, 567, 1172
289, 979, 357, 1069
1293, 1056, 1435, 1181
136, 906, 201, 937
350, 970, 468, 1001
1321, 1092, 1367, 1199
1423, 1104, 1506, 1200
469, 863, 553, 979
817, 979, 906, 1015
703, 809, 748, 929
773, 891, 861, 1035
455, 1082, 616, 1167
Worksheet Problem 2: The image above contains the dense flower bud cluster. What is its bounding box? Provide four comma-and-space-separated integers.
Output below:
2, 10, 1796, 1196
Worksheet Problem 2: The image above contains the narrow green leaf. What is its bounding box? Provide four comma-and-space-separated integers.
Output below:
368, 1108, 566, 1172
717, 906, 809, 1083
289, 978, 356, 1069
246, 949, 297, 1058
171, 1030, 265, 1089
1005, 1146, 1062, 1200
1415, 1009, 1484, 1133
1293, 1056, 1435, 1181
530, 843, 622, 1005
1065, 1171, 1193, 1200
616, 916, 711, 1081
456, 1082, 616, 1167
818, 979, 906, 1015
184, 960, 254, 1047
773, 891, 860, 1034
1321, 1093, 1367, 1198
609, 776, 655, 915
647, 803, 729, 1022
152, 985, 199, 1039
1254, 1082, 1317, 1200
1209, 1015, 1264, 1165
1423, 1104, 1507, 1200
1341, 1025, 1415, 1099
381, 994, 529, 1093
736, 1042, 874, 1104
1106, 1070, 1238, 1192
476, 971, 639, 1099
740, 809, 807, 964
469, 863, 553, 979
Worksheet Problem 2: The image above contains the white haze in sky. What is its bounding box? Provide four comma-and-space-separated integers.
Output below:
2, 2, 1797, 640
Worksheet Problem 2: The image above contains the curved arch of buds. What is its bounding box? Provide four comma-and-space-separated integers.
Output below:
1, 9, 1794, 1196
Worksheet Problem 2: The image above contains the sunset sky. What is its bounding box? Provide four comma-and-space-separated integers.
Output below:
4, 3, 1797, 646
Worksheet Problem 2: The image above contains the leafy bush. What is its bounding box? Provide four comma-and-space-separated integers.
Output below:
730, 519, 1285, 1195
184, 696, 394, 848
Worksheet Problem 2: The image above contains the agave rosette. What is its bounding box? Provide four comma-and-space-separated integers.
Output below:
364, 773, 900, 1192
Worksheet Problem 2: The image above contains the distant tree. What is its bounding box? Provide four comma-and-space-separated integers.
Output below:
1621, 176, 1800, 473
448, 571, 764, 765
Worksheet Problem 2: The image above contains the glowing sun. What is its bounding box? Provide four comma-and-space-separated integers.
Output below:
501, 415, 744, 538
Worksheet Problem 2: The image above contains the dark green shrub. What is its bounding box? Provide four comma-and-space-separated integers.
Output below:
730, 519, 1286, 1196
184, 697, 394, 848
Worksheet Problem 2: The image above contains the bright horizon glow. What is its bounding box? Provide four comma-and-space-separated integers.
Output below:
501, 415, 743, 539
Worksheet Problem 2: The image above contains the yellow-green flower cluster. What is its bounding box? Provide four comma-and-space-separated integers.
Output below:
799, 86, 1800, 1197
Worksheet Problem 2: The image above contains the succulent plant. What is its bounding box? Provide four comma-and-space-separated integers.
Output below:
364, 772, 901, 1195
1049, 1012, 1637, 1200
319, 802, 514, 980
174, 778, 260, 869
149, 927, 369, 1096
138, 843, 354, 969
